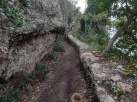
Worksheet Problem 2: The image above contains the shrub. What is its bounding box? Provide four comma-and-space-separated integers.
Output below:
34, 62, 49, 80
53, 41, 65, 52
46, 51, 57, 60
0, 62, 49, 102
0, 89, 20, 102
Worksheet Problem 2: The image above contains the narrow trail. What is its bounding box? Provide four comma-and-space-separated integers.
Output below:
38, 40, 90, 102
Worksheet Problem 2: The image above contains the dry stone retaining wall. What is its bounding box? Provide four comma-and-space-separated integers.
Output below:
67, 34, 136, 102
67, 34, 115, 102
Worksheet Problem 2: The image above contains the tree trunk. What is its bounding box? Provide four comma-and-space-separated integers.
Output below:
100, 11, 137, 56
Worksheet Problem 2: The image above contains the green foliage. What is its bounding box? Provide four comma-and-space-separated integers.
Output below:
87, 0, 114, 15
107, 39, 137, 65
113, 87, 124, 96
53, 40, 65, 52
9, 72, 34, 90
34, 62, 49, 79
124, 64, 137, 77
133, 81, 137, 90
86, 87, 95, 98
0, 89, 20, 102
87, 0, 137, 60
102, 80, 111, 85
107, 47, 137, 77
80, 19, 85, 32
85, 82, 96, 101
45, 39, 65, 61
79, 25, 109, 51
72, 10, 110, 51
115, 33, 137, 63
0, 0, 25, 29
46, 51, 57, 60
20, 0, 30, 7
134, 85, 137, 90
0, 62, 49, 102
113, 87, 126, 100
87, 0, 137, 18
67, 13, 73, 26
113, 19, 137, 64
125, 69, 135, 76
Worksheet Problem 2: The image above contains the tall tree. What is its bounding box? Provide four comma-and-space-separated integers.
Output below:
87, 0, 137, 56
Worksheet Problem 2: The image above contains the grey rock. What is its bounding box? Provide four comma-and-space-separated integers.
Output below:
90, 63, 106, 80
116, 65, 123, 69
0, 0, 68, 79
117, 82, 133, 93
114, 96, 118, 100
67, 34, 115, 102
110, 74, 122, 81
115, 65, 125, 74
97, 87, 115, 102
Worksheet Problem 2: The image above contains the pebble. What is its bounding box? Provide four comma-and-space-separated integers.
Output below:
112, 82, 116, 86
117, 82, 133, 93
97, 81, 101, 84
110, 74, 122, 81
114, 96, 118, 100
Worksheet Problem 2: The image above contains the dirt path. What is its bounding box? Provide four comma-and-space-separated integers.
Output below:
38, 40, 91, 102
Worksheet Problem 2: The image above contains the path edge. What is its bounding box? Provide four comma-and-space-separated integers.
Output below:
66, 33, 115, 102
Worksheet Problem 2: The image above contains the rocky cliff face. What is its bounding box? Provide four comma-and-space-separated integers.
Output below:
0, 0, 67, 80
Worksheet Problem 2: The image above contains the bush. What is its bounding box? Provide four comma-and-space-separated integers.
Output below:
0, 62, 49, 102
53, 41, 65, 52
34, 62, 49, 80
46, 51, 57, 60
0, 89, 20, 102
9, 71, 36, 90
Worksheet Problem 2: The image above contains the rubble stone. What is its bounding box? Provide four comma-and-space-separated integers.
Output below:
110, 74, 122, 81
117, 82, 133, 93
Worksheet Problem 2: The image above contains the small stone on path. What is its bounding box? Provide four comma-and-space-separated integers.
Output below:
117, 82, 133, 93
110, 74, 122, 81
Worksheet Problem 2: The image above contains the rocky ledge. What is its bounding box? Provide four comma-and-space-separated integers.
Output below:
0, 0, 67, 80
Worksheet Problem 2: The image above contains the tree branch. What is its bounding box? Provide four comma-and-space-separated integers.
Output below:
124, 30, 137, 42
125, 0, 133, 15
99, 10, 137, 56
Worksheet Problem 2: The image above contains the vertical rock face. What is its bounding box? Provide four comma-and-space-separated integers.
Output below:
0, 0, 67, 79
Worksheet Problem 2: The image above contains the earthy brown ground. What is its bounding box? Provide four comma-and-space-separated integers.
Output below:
38, 40, 88, 102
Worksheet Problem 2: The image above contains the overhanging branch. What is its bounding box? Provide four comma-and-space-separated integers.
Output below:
125, 0, 133, 15
124, 30, 137, 42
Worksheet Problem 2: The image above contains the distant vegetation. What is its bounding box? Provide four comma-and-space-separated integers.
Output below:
71, 0, 137, 66
72, 11, 110, 51
86, 0, 137, 59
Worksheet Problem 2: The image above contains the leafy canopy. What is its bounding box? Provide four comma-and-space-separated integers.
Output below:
87, 0, 137, 62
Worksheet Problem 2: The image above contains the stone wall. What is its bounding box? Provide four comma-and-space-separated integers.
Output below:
67, 33, 136, 102
0, 0, 67, 79
67, 34, 115, 102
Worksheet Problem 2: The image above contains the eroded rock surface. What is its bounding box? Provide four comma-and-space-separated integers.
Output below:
0, 0, 67, 79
